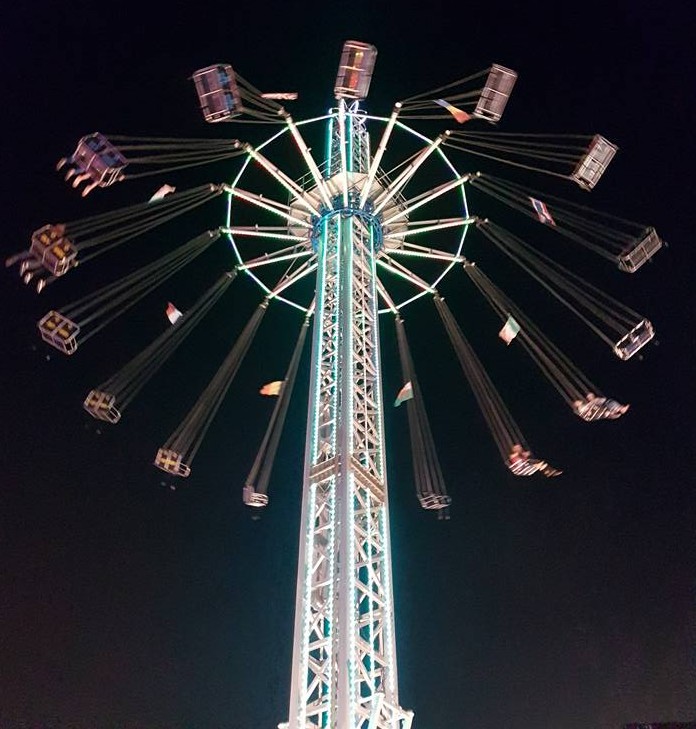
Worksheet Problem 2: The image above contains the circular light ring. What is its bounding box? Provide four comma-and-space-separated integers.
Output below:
225, 111, 470, 313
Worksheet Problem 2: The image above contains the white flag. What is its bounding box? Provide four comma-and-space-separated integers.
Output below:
165, 302, 182, 325
394, 381, 414, 407
149, 184, 176, 202
498, 315, 520, 345
261, 92, 298, 100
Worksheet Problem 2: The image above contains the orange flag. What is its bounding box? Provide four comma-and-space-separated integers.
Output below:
259, 381, 283, 396
435, 99, 471, 124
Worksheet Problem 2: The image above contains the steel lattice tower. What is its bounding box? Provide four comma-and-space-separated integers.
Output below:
282, 102, 413, 729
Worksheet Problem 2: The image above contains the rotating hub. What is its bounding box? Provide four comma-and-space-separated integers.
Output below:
310, 192, 384, 252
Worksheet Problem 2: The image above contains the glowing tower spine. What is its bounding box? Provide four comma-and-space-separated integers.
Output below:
285, 102, 413, 729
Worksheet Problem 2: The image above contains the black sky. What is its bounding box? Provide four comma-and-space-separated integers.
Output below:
1, 2, 695, 728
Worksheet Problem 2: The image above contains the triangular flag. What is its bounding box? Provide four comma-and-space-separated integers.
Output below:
165, 302, 182, 325
149, 184, 176, 202
259, 380, 283, 397
394, 381, 414, 407
529, 196, 556, 226
435, 98, 472, 124
498, 315, 520, 345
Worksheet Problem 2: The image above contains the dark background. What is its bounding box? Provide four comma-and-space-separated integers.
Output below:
1, 2, 694, 728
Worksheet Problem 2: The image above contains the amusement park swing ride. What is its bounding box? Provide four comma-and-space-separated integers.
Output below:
7, 40, 663, 729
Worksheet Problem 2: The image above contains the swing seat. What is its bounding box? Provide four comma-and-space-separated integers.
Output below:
418, 493, 451, 510
571, 135, 617, 190
474, 64, 518, 123
575, 398, 628, 422
154, 448, 191, 478
334, 41, 377, 101
613, 319, 654, 360
508, 458, 544, 476
66, 133, 128, 188
192, 65, 244, 122
617, 227, 663, 273
38, 311, 80, 355
83, 389, 121, 423
30, 225, 77, 277
243, 484, 269, 507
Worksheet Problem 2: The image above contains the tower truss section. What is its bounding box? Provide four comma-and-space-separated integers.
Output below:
286, 102, 412, 729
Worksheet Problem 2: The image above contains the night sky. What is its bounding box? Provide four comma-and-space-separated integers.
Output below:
1, 2, 694, 728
